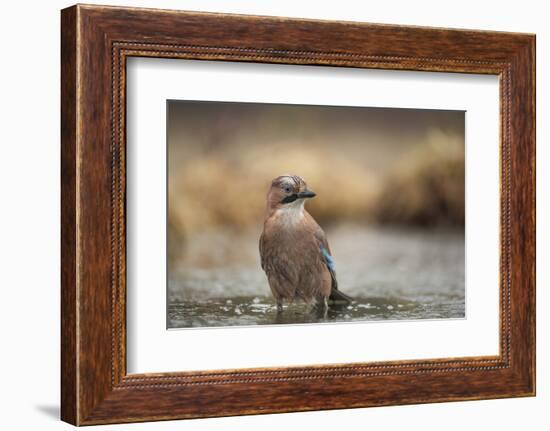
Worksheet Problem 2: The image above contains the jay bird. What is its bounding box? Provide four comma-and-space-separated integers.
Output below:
259, 175, 353, 313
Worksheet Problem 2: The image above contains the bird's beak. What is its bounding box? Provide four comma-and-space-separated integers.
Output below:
297, 188, 316, 199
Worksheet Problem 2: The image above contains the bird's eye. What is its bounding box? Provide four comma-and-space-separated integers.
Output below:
283, 186, 292, 193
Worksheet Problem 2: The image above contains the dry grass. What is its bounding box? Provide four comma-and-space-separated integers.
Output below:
372, 129, 465, 227
167, 102, 465, 268
168, 128, 465, 264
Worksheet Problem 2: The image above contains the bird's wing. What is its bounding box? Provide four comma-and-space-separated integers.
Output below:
312, 226, 338, 288
313, 224, 353, 304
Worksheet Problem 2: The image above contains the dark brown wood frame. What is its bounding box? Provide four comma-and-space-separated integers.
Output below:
61, 4, 536, 426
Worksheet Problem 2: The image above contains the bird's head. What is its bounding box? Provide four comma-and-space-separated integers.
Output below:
266, 175, 316, 214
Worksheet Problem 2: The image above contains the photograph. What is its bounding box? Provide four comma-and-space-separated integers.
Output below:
52, 3, 537, 426
167, 100, 466, 329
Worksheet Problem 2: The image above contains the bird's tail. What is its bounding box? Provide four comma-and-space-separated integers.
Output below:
329, 288, 353, 305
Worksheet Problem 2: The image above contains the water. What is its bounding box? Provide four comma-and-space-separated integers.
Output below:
168, 296, 464, 328
168, 225, 465, 329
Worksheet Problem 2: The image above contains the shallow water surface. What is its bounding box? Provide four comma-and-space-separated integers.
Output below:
168, 225, 465, 329
168, 295, 464, 328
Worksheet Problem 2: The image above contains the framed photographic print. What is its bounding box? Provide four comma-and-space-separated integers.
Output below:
61, 4, 536, 425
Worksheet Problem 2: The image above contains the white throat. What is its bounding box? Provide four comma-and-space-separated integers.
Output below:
276, 199, 305, 227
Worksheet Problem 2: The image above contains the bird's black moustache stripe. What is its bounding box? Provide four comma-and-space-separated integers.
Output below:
281, 194, 299, 204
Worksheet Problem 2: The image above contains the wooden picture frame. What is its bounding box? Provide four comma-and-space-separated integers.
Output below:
61, 4, 535, 425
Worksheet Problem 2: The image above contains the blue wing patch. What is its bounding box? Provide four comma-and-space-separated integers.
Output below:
320, 246, 336, 272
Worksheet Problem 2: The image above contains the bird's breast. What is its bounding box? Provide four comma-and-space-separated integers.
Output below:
263, 219, 318, 260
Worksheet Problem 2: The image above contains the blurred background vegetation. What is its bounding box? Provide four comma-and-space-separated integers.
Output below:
168, 101, 464, 268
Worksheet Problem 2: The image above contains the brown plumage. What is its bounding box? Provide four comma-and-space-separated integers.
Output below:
259, 175, 352, 312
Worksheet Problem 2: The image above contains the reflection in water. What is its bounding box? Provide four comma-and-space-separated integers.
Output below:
168, 295, 464, 329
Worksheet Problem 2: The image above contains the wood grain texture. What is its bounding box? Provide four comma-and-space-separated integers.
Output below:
60, 5, 78, 425
60, 4, 536, 425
